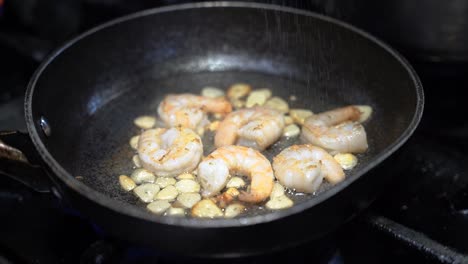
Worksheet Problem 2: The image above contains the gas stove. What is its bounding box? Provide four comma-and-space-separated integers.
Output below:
1, 1, 468, 263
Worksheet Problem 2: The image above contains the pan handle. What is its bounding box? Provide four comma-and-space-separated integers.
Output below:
0, 131, 52, 193
362, 213, 467, 263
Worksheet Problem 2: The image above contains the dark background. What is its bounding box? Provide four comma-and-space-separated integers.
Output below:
1, 0, 467, 130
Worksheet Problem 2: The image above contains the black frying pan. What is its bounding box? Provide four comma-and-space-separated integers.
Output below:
0, 2, 423, 257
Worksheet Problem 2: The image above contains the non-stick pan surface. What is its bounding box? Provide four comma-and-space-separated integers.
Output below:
24, 2, 423, 256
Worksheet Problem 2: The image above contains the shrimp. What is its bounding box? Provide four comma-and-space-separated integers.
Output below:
137, 127, 203, 177
215, 107, 285, 151
273, 144, 345, 193
301, 105, 370, 153
157, 93, 232, 131
197, 145, 274, 203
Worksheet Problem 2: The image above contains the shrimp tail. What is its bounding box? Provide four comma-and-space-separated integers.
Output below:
307, 105, 361, 127
238, 190, 270, 203
238, 177, 274, 203
214, 121, 238, 147
212, 98, 233, 114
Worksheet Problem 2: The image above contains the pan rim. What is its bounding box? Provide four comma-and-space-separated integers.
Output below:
25, 1, 424, 228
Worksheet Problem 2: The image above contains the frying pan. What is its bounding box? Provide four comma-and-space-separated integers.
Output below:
0, 2, 423, 257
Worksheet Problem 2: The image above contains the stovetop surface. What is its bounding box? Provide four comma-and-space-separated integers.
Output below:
1, 1, 468, 263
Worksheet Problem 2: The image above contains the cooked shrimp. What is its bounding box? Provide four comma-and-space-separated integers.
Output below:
138, 127, 203, 177
158, 93, 232, 131
301, 105, 369, 153
197, 145, 274, 203
273, 144, 345, 193
215, 107, 285, 151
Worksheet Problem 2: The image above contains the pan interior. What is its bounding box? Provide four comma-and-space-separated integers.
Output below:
72, 69, 377, 217
28, 5, 419, 220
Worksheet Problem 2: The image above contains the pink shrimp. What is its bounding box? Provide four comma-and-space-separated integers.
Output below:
215, 107, 285, 151
273, 144, 345, 193
301, 105, 372, 153
197, 146, 274, 203
157, 93, 232, 131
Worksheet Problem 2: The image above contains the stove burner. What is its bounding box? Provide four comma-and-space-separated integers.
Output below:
77, 238, 341, 264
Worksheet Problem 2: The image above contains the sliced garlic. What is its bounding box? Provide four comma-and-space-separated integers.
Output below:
167, 207, 186, 216
227, 83, 251, 99
284, 115, 293, 125
245, 89, 272, 107
133, 183, 160, 203
266, 195, 293, 210
147, 200, 171, 215
177, 193, 201, 209
196, 127, 205, 137
224, 203, 245, 218
355, 105, 373, 123
289, 109, 314, 125
213, 113, 224, 120
119, 175, 136, 191
270, 182, 285, 198
201, 87, 225, 98
175, 179, 201, 193
226, 177, 245, 188
192, 199, 223, 218
155, 177, 177, 188
129, 135, 140, 149
283, 124, 300, 137
225, 187, 240, 197
231, 99, 246, 109
264, 97, 289, 113
131, 168, 155, 184
132, 155, 141, 168
208, 121, 220, 131
134, 116, 156, 129
177, 173, 195, 180
334, 153, 358, 170
155, 185, 178, 200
